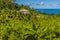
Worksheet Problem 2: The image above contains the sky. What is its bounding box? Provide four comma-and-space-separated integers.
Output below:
16, 0, 60, 9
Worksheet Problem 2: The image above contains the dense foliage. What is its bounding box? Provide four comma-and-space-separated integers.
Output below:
0, 0, 60, 40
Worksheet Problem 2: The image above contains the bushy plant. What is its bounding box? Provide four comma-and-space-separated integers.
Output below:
1, 0, 60, 40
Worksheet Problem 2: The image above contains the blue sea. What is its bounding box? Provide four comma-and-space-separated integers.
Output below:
36, 9, 60, 14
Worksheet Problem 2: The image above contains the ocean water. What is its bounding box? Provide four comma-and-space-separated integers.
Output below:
36, 9, 60, 14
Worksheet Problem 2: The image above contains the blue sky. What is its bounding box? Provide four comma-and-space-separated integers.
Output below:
16, 0, 60, 9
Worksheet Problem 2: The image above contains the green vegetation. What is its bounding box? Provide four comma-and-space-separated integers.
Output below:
0, 0, 60, 40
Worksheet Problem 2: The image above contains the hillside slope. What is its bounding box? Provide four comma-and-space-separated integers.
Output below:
0, 8, 60, 40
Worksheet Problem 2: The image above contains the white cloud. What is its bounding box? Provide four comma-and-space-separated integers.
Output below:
36, 2, 45, 6
40, 2, 45, 5
27, 3, 30, 5
35, 2, 45, 6
27, 2, 45, 6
